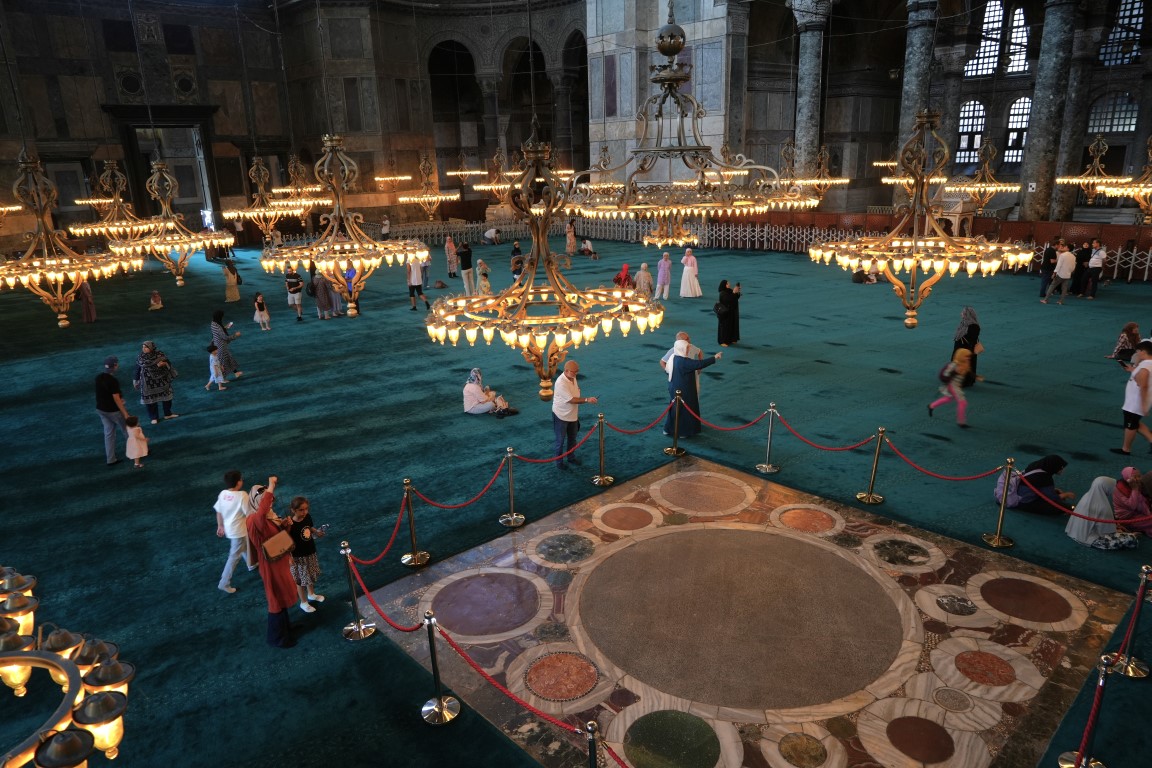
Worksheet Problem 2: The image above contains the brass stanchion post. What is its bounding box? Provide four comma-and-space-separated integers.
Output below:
755, 403, 779, 474
585, 721, 600, 768
855, 427, 885, 504
499, 447, 525, 528
401, 478, 430, 567
1057, 656, 1114, 768
592, 413, 614, 486
420, 611, 461, 725
663, 391, 686, 457
982, 458, 1016, 548
1106, 564, 1151, 678
339, 541, 377, 642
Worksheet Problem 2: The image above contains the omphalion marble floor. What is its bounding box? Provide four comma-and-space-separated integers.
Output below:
366, 457, 1130, 768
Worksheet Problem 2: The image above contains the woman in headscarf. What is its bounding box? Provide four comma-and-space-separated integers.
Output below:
1014, 455, 1076, 515
634, 263, 654, 298
222, 260, 241, 303
1107, 322, 1142, 362
952, 306, 981, 385
312, 269, 333, 320
462, 368, 517, 417
77, 280, 96, 323
133, 340, 178, 424
679, 248, 702, 298
445, 234, 458, 278
612, 263, 634, 289
1065, 476, 1119, 547
565, 219, 578, 258
1114, 467, 1152, 535
716, 279, 741, 346
210, 310, 243, 380
245, 477, 299, 648
664, 339, 722, 438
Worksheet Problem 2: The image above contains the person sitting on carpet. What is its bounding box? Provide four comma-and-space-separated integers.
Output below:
1114, 467, 1152, 535
1107, 322, 1142, 363
463, 368, 518, 417
1012, 455, 1076, 515
1065, 476, 1119, 547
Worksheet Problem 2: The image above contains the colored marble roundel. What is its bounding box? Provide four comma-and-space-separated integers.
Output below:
523, 652, 599, 703
600, 504, 655, 530
770, 503, 845, 535
430, 572, 541, 636
623, 710, 720, 768
648, 471, 755, 517
534, 533, 595, 564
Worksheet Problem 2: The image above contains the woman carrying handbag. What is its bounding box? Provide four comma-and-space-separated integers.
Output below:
246, 477, 300, 648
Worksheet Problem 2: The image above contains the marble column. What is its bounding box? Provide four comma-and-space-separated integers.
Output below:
726, 2, 751, 156
897, 0, 939, 136
478, 75, 503, 161
1051, 26, 1107, 220
788, 0, 832, 175
1018, 0, 1079, 221
548, 72, 574, 169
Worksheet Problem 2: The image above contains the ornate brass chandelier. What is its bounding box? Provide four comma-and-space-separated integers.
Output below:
472, 149, 513, 200
68, 161, 158, 241
793, 145, 850, 202
374, 153, 413, 193
427, 126, 664, 399
261, 134, 429, 316
809, 111, 1032, 328
398, 151, 460, 220
1055, 134, 1131, 205
1100, 136, 1152, 223
445, 151, 486, 181
1, 568, 134, 766
108, 156, 234, 286
564, 2, 816, 249
271, 154, 332, 224
222, 156, 305, 243
944, 140, 1021, 214
0, 202, 21, 227
0, 150, 143, 327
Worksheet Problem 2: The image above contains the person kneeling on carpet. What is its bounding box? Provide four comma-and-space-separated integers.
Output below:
463, 368, 519, 418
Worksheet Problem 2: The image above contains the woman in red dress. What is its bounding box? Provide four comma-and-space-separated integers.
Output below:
246, 477, 300, 648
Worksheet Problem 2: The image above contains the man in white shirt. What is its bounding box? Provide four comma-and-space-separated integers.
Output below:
380, 215, 391, 240
1112, 340, 1152, 455
214, 470, 254, 594
552, 360, 598, 470
1041, 242, 1076, 305
1083, 238, 1107, 299
407, 258, 431, 311
482, 227, 501, 245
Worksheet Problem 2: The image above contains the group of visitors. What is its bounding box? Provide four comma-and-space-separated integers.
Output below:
1040, 238, 1109, 304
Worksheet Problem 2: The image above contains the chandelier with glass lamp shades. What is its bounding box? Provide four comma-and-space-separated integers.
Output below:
1099, 135, 1152, 223
427, 125, 665, 400
271, 154, 333, 225
1054, 134, 1131, 205
563, 2, 818, 250
397, 151, 460, 220
809, 110, 1032, 328
260, 134, 429, 317
943, 140, 1021, 214
0, 150, 143, 328
68, 160, 157, 241
221, 156, 304, 243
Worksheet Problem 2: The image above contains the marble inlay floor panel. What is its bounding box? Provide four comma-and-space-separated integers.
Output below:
367, 457, 1131, 768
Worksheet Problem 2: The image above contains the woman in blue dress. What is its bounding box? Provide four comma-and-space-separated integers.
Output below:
664, 339, 722, 437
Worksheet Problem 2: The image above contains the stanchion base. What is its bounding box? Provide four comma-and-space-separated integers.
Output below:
981, 533, 1015, 549
342, 619, 377, 642
855, 492, 883, 504
755, 463, 780, 474
663, 447, 686, 457
421, 695, 461, 725
499, 513, 525, 528
1057, 752, 1105, 768
591, 474, 615, 486
401, 551, 430, 568
1106, 653, 1149, 678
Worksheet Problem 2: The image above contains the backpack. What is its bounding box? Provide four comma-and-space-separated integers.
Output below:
938, 363, 954, 383
994, 469, 1042, 507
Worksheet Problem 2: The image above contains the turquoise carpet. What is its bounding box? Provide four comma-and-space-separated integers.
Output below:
2, 237, 1150, 767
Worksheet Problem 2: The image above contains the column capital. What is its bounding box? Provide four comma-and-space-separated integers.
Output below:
546, 70, 576, 91
476, 74, 502, 95
936, 42, 975, 74
1071, 26, 1108, 62
787, 0, 833, 32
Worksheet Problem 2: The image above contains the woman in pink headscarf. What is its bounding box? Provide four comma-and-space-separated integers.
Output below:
1113, 467, 1152, 535
680, 248, 701, 297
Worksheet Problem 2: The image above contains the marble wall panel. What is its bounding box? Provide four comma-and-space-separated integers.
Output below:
251, 82, 282, 136
619, 51, 634, 119
589, 56, 604, 120
328, 18, 365, 60
242, 29, 275, 70
199, 27, 240, 70
49, 16, 88, 60
20, 75, 56, 139
59, 76, 107, 140
208, 80, 245, 136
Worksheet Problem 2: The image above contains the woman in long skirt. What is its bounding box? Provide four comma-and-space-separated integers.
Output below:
445, 235, 459, 278
246, 478, 299, 648
210, 310, 243, 379
716, 280, 741, 346
680, 248, 702, 297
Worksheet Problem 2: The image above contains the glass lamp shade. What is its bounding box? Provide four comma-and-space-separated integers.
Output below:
0, 631, 35, 695
71, 640, 119, 677
33, 728, 95, 768
72, 691, 128, 759
0, 593, 38, 635
82, 659, 135, 697
0, 571, 37, 597
42, 629, 85, 689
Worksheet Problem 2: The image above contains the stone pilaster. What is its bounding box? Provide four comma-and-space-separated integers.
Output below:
1018, 0, 1079, 221
726, 2, 751, 155
788, 0, 832, 175
897, 0, 939, 136
548, 72, 574, 169
1052, 25, 1107, 220
477, 75, 503, 160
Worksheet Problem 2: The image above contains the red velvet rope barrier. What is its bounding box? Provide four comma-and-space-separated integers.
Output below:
411, 458, 507, 509
1016, 472, 1152, 524
435, 625, 583, 734
605, 400, 674, 435
602, 744, 630, 767
1074, 661, 1112, 768
884, 437, 1003, 481
514, 422, 599, 464
1114, 573, 1149, 659
774, 411, 876, 452
348, 559, 423, 632
678, 400, 769, 431
349, 495, 408, 565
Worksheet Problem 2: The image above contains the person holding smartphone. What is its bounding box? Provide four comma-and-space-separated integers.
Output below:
716, 279, 741, 346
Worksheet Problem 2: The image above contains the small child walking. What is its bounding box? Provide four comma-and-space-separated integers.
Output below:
125, 415, 149, 468
253, 292, 271, 331
148, 290, 163, 311
928, 348, 973, 427
287, 496, 326, 613
205, 344, 227, 391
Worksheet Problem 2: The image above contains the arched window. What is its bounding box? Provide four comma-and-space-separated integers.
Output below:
1004, 8, 1029, 73
1087, 92, 1139, 133
1002, 97, 1031, 163
1099, 0, 1143, 66
955, 101, 986, 164
965, 1, 1003, 77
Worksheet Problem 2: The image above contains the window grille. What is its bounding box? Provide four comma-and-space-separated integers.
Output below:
1004, 8, 1028, 73
965, 1, 1004, 77
1086, 92, 1139, 133
955, 101, 986, 164
1099, 0, 1143, 65
1003, 97, 1031, 163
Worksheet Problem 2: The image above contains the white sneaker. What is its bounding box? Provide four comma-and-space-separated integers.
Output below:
307, 593, 325, 602
299, 602, 316, 613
